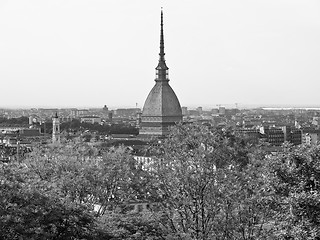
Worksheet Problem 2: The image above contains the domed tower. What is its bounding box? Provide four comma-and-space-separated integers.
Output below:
140, 10, 182, 137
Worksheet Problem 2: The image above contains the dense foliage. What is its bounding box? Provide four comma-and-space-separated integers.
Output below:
147, 124, 273, 239
0, 116, 28, 125
0, 161, 96, 239
60, 119, 139, 135
267, 144, 320, 239
1, 123, 320, 239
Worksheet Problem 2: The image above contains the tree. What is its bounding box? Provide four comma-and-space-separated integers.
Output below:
0, 161, 96, 240
24, 140, 156, 216
267, 144, 320, 239
148, 123, 273, 239
60, 119, 139, 135
2, 123, 295, 239
0, 139, 158, 239
0, 116, 28, 125
98, 212, 168, 240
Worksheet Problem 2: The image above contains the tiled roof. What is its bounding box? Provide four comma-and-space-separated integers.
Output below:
142, 81, 182, 117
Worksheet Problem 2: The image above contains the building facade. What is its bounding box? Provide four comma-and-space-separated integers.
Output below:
302, 129, 320, 145
80, 116, 102, 124
52, 113, 60, 143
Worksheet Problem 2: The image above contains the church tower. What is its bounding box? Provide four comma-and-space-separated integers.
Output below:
52, 112, 60, 143
140, 10, 182, 137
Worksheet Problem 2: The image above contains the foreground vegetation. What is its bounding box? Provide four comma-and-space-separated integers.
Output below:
1, 124, 320, 239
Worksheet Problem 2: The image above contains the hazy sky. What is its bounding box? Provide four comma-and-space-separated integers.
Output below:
0, 0, 320, 109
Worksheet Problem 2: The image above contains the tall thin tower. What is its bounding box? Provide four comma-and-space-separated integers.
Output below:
140, 9, 182, 137
52, 112, 60, 143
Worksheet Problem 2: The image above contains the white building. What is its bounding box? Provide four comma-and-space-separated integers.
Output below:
80, 116, 102, 124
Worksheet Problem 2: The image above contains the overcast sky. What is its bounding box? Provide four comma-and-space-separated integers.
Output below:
0, 0, 320, 109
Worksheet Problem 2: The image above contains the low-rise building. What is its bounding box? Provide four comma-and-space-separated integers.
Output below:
260, 125, 302, 146
302, 129, 320, 145
80, 116, 102, 124
260, 126, 285, 146
236, 128, 260, 143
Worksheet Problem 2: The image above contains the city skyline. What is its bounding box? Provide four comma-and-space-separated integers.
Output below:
1, 0, 320, 108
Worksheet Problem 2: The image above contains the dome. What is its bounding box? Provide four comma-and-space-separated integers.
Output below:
142, 81, 182, 118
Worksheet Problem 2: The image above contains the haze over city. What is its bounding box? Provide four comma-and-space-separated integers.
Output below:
0, 0, 320, 108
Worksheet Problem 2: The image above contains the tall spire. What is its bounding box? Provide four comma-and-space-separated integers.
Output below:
140, 8, 182, 137
156, 8, 169, 81
159, 8, 165, 62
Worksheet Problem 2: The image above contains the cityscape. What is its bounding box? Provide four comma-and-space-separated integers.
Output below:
2, 105, 320, 159
1, 1, 320, 239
